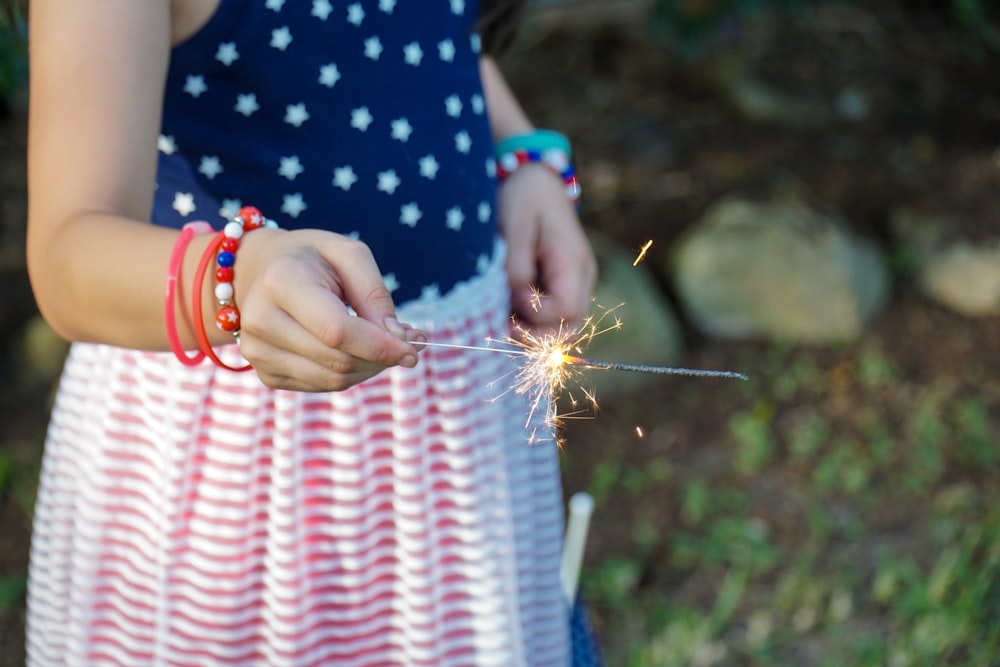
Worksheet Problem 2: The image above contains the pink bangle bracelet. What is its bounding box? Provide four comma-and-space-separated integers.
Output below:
165, 221, 215, 366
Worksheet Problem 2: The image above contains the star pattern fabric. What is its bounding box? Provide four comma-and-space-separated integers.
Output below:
155, 0, 497, 305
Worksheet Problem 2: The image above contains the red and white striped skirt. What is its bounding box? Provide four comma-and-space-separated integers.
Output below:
26, 253, 570, 666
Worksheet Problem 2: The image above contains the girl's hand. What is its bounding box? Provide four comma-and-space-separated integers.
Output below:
231, 229, 424, 392
498, 164, 597, 333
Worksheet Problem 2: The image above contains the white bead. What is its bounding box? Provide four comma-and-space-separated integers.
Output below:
224, 220, 244, 239
264, 218, 280, 229
215, 281, 234, 302
500, 153, 519, 172
544, 149, 569, 172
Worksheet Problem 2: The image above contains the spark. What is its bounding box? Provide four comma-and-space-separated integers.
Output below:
635, 425, 645, 439
419, 304, 747, 444
633, 239, 653, 266
527, 285, 545, 312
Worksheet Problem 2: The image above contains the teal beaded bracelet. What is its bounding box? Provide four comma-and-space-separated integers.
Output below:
494, 129, 572, 161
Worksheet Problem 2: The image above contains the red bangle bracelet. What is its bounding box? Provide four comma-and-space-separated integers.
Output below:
164, 221, 214, 366
192, 229, 253, 372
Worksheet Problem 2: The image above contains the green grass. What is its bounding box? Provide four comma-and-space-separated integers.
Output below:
569, 340, 1000, 666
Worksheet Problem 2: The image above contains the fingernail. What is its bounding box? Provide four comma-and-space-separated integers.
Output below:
384, 317, 406, 339
401, 354, 418, 368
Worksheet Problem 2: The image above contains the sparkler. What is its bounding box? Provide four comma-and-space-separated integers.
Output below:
419, 305, 747, 443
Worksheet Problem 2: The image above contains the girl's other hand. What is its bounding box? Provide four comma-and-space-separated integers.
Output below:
232, 229, 424, 392
498, 164, 597, 334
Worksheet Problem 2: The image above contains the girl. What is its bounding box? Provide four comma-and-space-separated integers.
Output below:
20, 0, 597, 665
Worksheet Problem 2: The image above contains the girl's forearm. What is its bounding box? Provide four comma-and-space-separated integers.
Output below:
28, 212, 247, 351
480, 56, 534, 142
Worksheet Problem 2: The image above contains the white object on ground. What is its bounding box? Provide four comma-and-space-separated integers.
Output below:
560, 491, 595, 606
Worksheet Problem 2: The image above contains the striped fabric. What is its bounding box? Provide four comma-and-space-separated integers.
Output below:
26, 253, 571, 666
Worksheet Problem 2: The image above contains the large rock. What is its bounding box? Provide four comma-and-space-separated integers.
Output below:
671, 198, 889, 342
576, 231, 683, 400
891, 208, 1000, 317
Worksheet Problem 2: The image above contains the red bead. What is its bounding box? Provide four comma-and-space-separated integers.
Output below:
220, 237, 239, 252
216, 305, 241, 332
514, 149, 530, 165
238, 205, 264, 230
215, 266, 234, 283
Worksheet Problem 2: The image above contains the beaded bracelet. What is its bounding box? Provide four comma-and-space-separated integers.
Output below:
192, 206, 278, 372
165, 220, 215, 366
495, 146, 581, 207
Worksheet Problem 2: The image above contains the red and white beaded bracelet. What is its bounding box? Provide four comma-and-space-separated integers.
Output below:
192, 206, 278, 372
495, 147, 581, 207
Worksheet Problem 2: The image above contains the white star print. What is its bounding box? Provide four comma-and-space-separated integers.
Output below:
438, 39, 455, 62
285, 103, 310, 127
377, 170, 401, 194
364, 36, 383, 60
184, 75, 207, 97
351, 107, 373, 131
391, 118, 413, 142
446, 206, 465, 231
158, 135, 177, 155
379, 0, 396, 12
312, 0, 333, 20
476, 254, 491, 274
383, 273, 399, 293
319, 63, 341, 87
216, 42, 239, 66
471, 94, 485, 114
445, 94, 463, 118
403, 42, 423, 66
220, 199, 242, 219
173, 192, 196, 216
278, 156, 304, 180
400, 203, 422, 227
271, 26, 293, 50
419, 155, 439, 179
345, 230, 360, 240
266, 0, 285, 11
333, 166, 358, 190
455, 131, 472, 153
235, 93, 260, 116
486, 158, 497, 177
478, 201, 492, 223
347, 3, 365, 25
421, 284, 441, 301
282, 193, 307, 218
450, 0, 465, 15
199, 156, 223, 179
470, 34, 481, 53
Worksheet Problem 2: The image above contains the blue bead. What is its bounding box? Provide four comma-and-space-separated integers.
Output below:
527, 149, 542, 162
217, 251, 235, 267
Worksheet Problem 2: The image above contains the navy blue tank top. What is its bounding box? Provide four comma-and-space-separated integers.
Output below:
154, 0, 498, 305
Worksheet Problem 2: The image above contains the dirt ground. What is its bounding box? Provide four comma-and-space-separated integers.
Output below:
1, 2, 1000, 665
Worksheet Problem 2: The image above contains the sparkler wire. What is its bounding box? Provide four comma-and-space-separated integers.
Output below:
418, 342, 747, 380
566, 356, 748, 381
